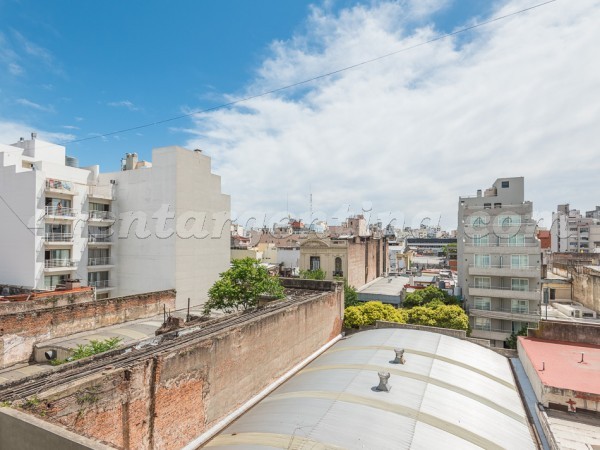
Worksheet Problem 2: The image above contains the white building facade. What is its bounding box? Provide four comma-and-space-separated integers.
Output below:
457, 177, 542, 347
0, 135, 230, 309
551, 204, 600, 253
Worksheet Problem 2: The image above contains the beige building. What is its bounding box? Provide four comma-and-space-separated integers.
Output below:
300, 216, 388, 288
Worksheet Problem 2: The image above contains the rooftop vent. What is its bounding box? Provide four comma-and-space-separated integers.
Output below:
393, 348, 406, 364
194, 148, 202, 153
376, 372, 392, 392
31, 132, 37, 139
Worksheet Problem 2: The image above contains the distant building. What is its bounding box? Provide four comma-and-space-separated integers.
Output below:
300, 215, 387, 288
457, 177, 542, 347
537, 229, 551, 250
551, 204, 600, 253
0, 135, 230, 309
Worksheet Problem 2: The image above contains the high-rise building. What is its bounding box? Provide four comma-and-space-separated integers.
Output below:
457, 177, 541, 347
0, 135, 230, 309
551, 204, 600, 253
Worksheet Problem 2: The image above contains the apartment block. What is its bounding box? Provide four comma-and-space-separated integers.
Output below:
457, 177, 542, 347
551, 204, 600, 253
0, 135, 230, 309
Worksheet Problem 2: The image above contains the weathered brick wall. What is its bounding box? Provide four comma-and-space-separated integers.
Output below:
529, 320, 600, 345
0, 290, 176, 368
572, 267, 600, 313
24, 287, 343, 449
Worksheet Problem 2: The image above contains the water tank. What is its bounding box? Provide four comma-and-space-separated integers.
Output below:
65, 156, 79, 168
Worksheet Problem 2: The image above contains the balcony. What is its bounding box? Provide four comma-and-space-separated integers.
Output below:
464, 242, 540, 255
45, 179, 75, 195
45, 206, 76, 219
468, 285, 541, 301
89, 280, 113, 290
44, 259, 77, 270
470, 326, 511, 341
88, 210, 116, 223
44, 233, 74, 244
88, 234, 113, 245
469, 306, 541, 322
88, 185, 115, 200
468, 264, 540, 278
87, 257, 113, 267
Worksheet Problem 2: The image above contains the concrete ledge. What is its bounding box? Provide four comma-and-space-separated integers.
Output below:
280, 278, 341, 291
0, 407, 114, 450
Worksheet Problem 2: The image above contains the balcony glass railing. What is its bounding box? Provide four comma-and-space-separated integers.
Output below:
469, 264, 539, 270
89, 280, 111, 289
45, 259, 77, 268
45, 233, 74, 242
45, 179, 73, 192
466, 242, 538, 247
45, 206, 75, 217
471, 305, 540, 315
88, 210, 115, 221
88, 257, 112, 266
88, 234, 112, 243
470, 284, 538, 293
472, 324, 510, 333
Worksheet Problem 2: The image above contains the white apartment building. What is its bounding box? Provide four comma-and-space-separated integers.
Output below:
457, 177, 542, 347
0, 134, 230, 309
551, 204, 600, 253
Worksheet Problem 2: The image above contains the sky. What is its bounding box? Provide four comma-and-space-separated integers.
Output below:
1, 0, 598, 230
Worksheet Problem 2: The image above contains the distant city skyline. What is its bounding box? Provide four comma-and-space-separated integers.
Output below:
1, 0, 598, 229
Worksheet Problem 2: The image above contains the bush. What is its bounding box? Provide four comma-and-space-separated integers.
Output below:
403, 285, 460, 308
300, 269, 326, 280
343, 301, 406, 328
405, 304, 469, 331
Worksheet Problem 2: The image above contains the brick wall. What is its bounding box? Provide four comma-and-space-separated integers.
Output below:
0, 290, 176, 368
18, 286, 343, 449
529, 320, 600, 345
572, 266, 600, 313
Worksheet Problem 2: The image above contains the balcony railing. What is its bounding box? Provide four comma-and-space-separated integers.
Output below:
45, 206, 75, 217
45, 259, 77, 268
470, 285, 538, 293
469, 264, 539, 270
88, 210, 115, 221
466, 242, 539, 247
472, 324, 511, 333
45, 179, 73, 192
88, 257, 112, 266
89, 280, 112, 289
44, 233, 73, 242
471, 305, 539, 315
88, 234, 112, 243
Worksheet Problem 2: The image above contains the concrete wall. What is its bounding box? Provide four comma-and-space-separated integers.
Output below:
0, 290, 175, 368
572, 266, 600, 313
529, 320, 600, 345
17, 287, 343, 449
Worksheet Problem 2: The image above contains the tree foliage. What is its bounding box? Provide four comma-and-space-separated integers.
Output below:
344, 281, 360, 308
343, 301, 407, 328
505, 325, 528, 349
403, 285, 460, 308
204, 258, 284, 314
300, 268, 326, 280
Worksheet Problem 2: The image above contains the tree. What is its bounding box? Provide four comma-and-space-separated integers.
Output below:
405, 304, 469, 331
344, 281, 360, 308
343, 301, 406, 328
505, 325, 528, 349
204, 258, 284, 314
300, 268, 326, 280
402, 285, 460, 308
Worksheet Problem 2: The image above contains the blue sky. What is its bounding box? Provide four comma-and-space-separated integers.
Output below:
1, 0, 598, 229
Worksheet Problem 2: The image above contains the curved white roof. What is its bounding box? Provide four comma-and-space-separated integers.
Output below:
207, 328, 535, 449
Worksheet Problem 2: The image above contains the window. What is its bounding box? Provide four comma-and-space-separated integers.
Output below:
474, 277, 491, 288
550, 288, 556, 300
473, 234, 489, 246
501, 181, 510, 188
484, 203, 491, 209
44, 274, 67, 289
474, 317, 491, 331
511, 299, 529, 314
508, 234, 525, 246
310, 256, 320, 271
474, 297, 491, 310
497, 215, 521, 226
494, 203, 502, 208
89, 202, 110, 212
512, 321, 529, 333
474, 254, 491, 268
511, 278, 529, 291
511, 255, 528, 268
45, 249, 70, 262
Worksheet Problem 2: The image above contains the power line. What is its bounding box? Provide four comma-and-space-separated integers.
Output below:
60, 0, 558, 146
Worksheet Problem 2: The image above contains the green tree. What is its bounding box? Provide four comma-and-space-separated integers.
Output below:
402, 285, 460, 308
204, 258, 284, 314
505, 325, 528, 349
300, 268, 326, 280
405, 304, 469, 331
343, 301, 407, 328
344, 281, 360, 308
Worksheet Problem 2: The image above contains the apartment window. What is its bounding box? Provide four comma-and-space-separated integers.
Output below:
511, 299, 529, 314
511, 255, 529, 268
310, 256, 321, 271
45, 249, 70, 262
474, 297, 491, 310
88, 271, 109, 288
474, 317, 491, 331
473, 234, 489, 247
497, 215, 521, 227
334, 257, 342, 274
474, 277, 491, 289
45, 198, 72, 208
550, 288, 556, 300
474, 254, 491, 268
494, 203, 502, 208
44, 274, 67, 289
511, 278, 529, 291
580, 228, 589, 233
89, 202, 110, 212
512, 321, 529, 333
484, 203, 491, 209
508, 234, 525, 246
470, 215, 489, 227
501, 181, 509, 188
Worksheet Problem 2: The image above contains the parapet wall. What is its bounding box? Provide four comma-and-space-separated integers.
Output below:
529, 320, 600, 345
0, 290, 176, 368
18, 286, 343, 449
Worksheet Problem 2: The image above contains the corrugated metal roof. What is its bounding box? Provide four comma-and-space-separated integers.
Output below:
206, 328, 535, 449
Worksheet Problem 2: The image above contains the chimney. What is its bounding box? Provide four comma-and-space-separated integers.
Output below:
125, 152, 139, 170
477, 189, 482, 198
393, 348, 406, 364
31, 132, 37, 140
376, 372, 392, 392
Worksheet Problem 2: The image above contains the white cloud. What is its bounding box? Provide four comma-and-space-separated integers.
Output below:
0, 120, 74, 144
185, 0, 600, 229
15, 98, 55, 113
107, 100, 141, 111
8, 62, 22, 75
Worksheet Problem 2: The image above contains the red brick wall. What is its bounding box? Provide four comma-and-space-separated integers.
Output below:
0, 290, 176, 368
347, 238, 387, 288
24, 287, 343, 449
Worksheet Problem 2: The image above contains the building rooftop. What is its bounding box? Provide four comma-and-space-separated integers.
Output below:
519, 337, 600, 394
357, 276, 409, 296
208, 328, 535, 449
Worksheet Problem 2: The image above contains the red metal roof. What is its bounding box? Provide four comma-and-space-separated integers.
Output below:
519, 337, 600, 394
